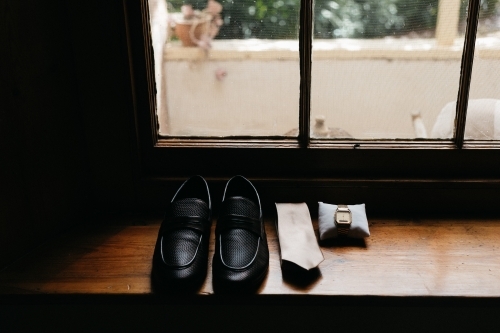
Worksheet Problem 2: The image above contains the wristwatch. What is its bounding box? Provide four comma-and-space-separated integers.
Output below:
335, 204, 352, 236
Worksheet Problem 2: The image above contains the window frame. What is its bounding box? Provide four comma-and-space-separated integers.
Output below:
124, 0, 500, 215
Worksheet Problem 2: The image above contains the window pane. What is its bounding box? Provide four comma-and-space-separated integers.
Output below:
465, 0, 500, 140
311, 0, 468, 140
149, 0, 300, 137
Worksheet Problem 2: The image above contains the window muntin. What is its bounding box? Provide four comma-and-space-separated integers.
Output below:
465, 0, 500, 140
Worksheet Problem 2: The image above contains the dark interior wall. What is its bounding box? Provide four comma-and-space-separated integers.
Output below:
66, 0, 139, 210
0, 0, 139, 267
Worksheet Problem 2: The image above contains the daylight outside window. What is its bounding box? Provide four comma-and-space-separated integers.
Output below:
148, 0, 500, 140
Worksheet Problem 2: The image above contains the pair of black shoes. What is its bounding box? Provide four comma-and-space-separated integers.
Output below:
152, 175, 269, 292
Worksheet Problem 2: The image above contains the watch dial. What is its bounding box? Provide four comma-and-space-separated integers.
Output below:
337, 212, 350, 223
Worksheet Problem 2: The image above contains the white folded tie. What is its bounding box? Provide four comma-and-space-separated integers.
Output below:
275, 203, 324, 270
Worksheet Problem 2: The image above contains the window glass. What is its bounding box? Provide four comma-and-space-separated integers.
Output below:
150, 0, 300, 137
466, 0, 500, 140
310, 0, 468, 139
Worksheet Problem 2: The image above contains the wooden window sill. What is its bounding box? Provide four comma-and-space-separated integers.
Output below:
1, 215, 499, 298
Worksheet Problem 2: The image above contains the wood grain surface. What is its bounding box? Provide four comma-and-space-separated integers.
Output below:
1, 216, 499, 296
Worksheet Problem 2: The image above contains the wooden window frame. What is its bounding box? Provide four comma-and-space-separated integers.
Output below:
124, 0, 500, 215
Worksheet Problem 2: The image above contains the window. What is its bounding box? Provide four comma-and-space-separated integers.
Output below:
125, 0, 500, 214
150, 0, 500, 141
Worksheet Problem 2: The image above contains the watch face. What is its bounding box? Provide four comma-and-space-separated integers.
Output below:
336, 212, 351, 224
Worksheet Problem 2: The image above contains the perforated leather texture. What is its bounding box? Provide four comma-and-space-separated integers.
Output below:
220, 229, 258, 268
214, 235, 268, 284
169, 198, 209, 219
161, 229, 200, 266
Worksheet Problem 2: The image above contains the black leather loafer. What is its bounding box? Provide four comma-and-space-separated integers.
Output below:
152, 175, 211, 291
212, 176, 269, 291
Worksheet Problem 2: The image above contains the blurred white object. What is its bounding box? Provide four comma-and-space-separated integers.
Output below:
206, 0, 223, 15
181, 4, 195, 19
311, 115, 352, 138
148, 0, 169, 135
313, 115, 329, 137
283, 115, 352, 138
411, 110, 428, 138
431, 99, 500, 140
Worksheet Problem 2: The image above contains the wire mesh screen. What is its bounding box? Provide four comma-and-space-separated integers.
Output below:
151, 0, 500, 138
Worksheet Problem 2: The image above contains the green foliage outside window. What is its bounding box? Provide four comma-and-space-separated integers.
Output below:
314, 0, 439, 38
168, 0, 500, 39
217, 0, 300, 39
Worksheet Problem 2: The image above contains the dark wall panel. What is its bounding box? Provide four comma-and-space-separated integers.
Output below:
66, 0, 139, 211
0, 0, 91, 266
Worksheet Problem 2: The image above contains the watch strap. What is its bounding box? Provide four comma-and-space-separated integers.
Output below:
337, 224, 350, 236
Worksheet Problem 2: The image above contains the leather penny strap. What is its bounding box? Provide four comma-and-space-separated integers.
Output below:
217, 196, 262, 237
217, 215, 263, 237
162, 216, 209, 234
